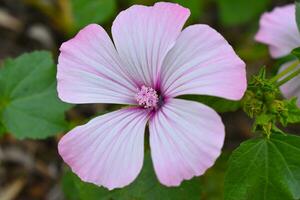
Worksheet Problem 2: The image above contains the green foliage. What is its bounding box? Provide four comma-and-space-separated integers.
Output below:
292, 47, 300, 60
217, 0, 270, 26
282, 98, 300, 125
252, 113, 274, 135
71, 0, 116, 30
236, 60, 300, 199
296, 0, 300, 33
62, 170, 81, 200
224, 134, 300, 200
242, 68, 278, 118
242, 67, 300, 137
0, 51, 71, 139
62, 152, 202, 200
181, 95, 241, 113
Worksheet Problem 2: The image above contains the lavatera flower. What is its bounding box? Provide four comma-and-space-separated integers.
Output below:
57, 2, 247, 190
255, 4, 300, 105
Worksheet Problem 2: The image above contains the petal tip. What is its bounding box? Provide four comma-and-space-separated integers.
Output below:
153, 1, 191, 16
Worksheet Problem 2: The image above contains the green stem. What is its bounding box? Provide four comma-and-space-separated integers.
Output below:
271, 61, 300, 83
276, 68, 300, 87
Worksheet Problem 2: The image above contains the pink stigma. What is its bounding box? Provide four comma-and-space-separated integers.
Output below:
135, 85, 159, 109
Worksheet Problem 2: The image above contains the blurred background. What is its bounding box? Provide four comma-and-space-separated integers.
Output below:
0, 0, 296, 199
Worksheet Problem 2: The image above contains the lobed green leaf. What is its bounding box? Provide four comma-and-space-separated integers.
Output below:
0, 51, 71, 139
224, 134, 300, 200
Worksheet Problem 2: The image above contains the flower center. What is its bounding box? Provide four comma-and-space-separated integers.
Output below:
135, 85, 159, 109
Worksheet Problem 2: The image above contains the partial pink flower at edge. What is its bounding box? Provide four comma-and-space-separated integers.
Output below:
255, 4, 300, 58
255, 4, 300, 105
57, 2, 247, 190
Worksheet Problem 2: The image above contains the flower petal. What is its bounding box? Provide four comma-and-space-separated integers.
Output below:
255, 4, 300, 58
112, 2, 190, 88
57, 24, 137, 105
279, 61, 300, 105
58, 108, 149, 190
149, 99, 225, 186
160, 25, 246, 100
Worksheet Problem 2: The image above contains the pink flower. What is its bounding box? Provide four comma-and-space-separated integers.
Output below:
255, 4, 300, 58
255, 4, 300, 105
57, 2, 246, 190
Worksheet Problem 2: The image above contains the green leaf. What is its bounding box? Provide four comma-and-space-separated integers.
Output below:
283, 97, 300, 124
224, 134, 300, 200
62, 170, 81, 200
292, 47, 300, 60
296, 0, 300, 33
0, 51, 71, 139
71, 0, 116, 30
217, 0, 270, 26
181, 95, 241, 113
63, 152, 202, 200
252, 114, 273, 132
